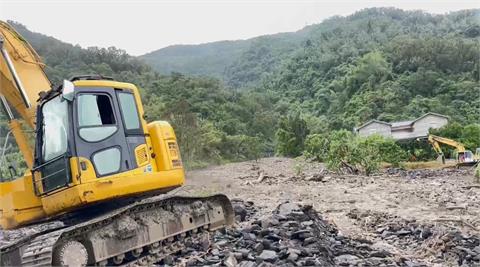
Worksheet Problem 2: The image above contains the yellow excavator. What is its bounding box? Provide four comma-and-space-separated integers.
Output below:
0, 21, 233, 266
427, 134, 479, 166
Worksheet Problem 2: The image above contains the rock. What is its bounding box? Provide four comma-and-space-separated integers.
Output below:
224, 253, 238, 267
287, 251, 299, 261
254, 242, 264, 253
259, 229, 272, 237
300, 220, 313, 227
303, 237, 316, 245
335, 254, 360, 266
257, 250, 278, 262
215, 240, 229, 247
242, 232, 256, 241
233, 252, 243, 260
287, 248, 302, 256
233, 203, 248, 222
266, 233, 281, 241
369, 249, 391, 258
322, 176, 332, 182
420, 227, 432, 239
277, 202, 302, 216
236, 248, 250, 258
282, 220, 300, 228
238, 261, 256, 267
290, 230, 311, 239
394, 230, 411, 236
262, 239, 272, 249
261, 218, 279, 228
211, 248, 220, 256
305, 173, 324, 181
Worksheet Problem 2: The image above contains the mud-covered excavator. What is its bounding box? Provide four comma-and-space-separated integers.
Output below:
0, 21, 233, 266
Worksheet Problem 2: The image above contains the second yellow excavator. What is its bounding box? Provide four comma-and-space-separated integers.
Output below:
427, 134, 479, 166
0, 20, 233, 266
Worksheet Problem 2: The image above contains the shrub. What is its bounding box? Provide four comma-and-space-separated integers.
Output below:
304, 133, 330, 161
363, 135, 407, 167
324, 132, 407, 175
325, 130, 356, 171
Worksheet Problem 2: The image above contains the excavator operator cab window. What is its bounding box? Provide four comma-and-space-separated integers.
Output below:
42, 96, 69, 162
77, 94, 117, 142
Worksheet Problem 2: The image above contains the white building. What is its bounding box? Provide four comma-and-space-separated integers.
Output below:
355, 113, 449, 140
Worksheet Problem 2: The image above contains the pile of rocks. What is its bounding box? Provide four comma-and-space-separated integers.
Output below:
177, 202, 401, 266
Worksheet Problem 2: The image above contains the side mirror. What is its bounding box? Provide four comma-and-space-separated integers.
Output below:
62, 80, 75, 101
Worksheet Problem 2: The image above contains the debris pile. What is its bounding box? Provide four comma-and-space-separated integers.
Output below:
177, 201, 401, 266
347, 209, 480, 266
385, 168, 471, 179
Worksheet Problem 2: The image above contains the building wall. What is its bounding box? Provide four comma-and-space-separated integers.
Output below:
412, 115, 449, 137
391, 128, 414, 140
357, 122, 391, 137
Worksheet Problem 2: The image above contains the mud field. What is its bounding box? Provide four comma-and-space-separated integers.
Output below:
179, 157, 480, 267
1, 157, 479, 266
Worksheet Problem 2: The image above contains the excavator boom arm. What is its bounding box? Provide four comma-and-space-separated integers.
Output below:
428, 134, 466, 153
0, 21, 51, 168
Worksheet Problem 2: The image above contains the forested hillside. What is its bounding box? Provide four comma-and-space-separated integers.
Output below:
263, 8, 480, 129
7, 21, 278, 168
140, 41, 250, 79
4, 7, 480, 170
140, 29, 311, 85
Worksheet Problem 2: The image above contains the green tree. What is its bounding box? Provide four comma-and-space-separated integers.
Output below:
275, 113, 309, 157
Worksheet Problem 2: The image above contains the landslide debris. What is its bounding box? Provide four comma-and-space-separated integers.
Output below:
347, 209, 480, 266
177, 201, 402, 266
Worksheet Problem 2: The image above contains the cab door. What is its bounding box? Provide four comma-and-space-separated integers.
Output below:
73, 87, 134, 178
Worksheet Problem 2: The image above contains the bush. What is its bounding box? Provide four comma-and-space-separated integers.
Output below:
304, 133, 330, 161
352, 137, 383, 176
363, 135, 407, 167
325, 130, 356, 171
324, 132, 407, 175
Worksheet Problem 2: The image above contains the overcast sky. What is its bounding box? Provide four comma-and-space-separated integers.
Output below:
0, 0, 478, 56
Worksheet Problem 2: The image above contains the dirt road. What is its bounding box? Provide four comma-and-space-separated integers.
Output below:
184, 157, 480, 266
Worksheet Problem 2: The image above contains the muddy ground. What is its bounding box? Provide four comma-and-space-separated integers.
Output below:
1, 157, 478, 266
180, 157, 480, 266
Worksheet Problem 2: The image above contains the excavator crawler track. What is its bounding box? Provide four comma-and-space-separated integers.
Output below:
0, 194, 234, 266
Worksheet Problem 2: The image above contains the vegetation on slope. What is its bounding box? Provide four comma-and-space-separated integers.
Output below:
1, 7, 479, 173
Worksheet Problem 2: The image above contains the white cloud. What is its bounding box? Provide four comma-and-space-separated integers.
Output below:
0, 0, 478, 55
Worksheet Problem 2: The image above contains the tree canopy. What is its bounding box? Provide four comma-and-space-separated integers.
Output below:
3, 7, 479, 169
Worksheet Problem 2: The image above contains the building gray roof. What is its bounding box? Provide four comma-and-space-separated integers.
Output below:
355, 119, 391, 131
391, 120, 413, 128
356, 112, 449, 131
411, 112, 449, 123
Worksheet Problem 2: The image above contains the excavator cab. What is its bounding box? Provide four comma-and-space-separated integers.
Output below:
459, 151, 474, 163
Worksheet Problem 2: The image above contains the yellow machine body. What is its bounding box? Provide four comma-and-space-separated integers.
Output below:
0, 80, 185, 229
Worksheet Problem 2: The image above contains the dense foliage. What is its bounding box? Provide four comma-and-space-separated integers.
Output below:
304, 131, 406, 175
2, 7, 479, 171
